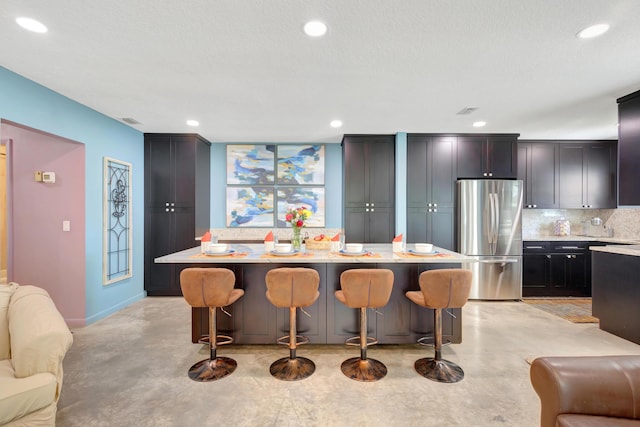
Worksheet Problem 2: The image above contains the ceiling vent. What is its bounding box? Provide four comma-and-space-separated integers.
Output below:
456, 107, 478, 115
121, 117, 141, 125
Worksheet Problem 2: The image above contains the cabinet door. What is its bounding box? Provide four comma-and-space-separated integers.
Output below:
585, 143, 616, 208
430, 137, 456, 206
566, 253, 588, 295
558, 145, 585, 208
456, 136, 485, 178
344, 208, 367, 243
487, 136, 517, 179
529, 143, 559, 208
407, 138, 428, 206
368, 139, 395, 207
430, 206, 454, 251
367, 208, 395, 243
343, 140, 367, 208
517, 143, 531, 205
618, 94, 640, 205
522, 253, 549, 296
145, 136, 173, 207
172, 135, 197, 208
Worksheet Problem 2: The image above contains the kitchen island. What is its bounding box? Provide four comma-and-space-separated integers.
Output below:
591, 244, 640, 345
155, 244, 472, 344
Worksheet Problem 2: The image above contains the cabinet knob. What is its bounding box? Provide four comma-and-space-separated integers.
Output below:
165, 208, 169, 212
165, 202, 170, 206
488, 172, 493, 177
365, 203, 369, 207
428, 209, 432, 213
433, 208, 437, 212
533, 204, 537, 208
428, 203, 432, 207
371, 203, 374, 207
171, 208, 175, 212
365, 208, 370, 212
483, 173, 488, 177
546, 255, 551, 259
371, 208, 374, 212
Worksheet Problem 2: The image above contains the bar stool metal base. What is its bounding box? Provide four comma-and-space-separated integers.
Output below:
270, 356, 316, 381
341, 357, 387, 382
188, 357, 237, 382
414, 357, 464, 383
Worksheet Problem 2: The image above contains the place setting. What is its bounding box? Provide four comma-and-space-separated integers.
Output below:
192, 243, 247, 258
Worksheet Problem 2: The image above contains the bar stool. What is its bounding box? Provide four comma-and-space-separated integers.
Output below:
265, 267, 320, 381
335, 269, 394, 382
405, 268, 472, 383
180, 268, 244, 382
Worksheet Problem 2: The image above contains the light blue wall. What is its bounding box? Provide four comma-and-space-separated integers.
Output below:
0, 66, 145, 324
211, 143, 343, 228
395, 132, 407, 237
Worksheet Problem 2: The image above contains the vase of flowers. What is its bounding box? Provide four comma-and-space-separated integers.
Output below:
285, 206, 312, 250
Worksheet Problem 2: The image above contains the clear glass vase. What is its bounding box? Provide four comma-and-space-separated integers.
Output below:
291, 227, 302, 251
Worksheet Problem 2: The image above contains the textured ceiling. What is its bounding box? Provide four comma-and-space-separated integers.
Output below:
1, 0, 640, 143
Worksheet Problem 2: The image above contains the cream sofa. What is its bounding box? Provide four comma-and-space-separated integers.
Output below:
0, 283, 73, 426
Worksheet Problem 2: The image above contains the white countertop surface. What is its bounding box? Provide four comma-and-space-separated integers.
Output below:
155, 243, 472, 264
590, 244, 640, 257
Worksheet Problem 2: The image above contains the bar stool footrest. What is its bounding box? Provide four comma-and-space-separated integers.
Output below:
417, 336, 452, 347
345, 336, 378, 346
198, 334, 234, 346
188, 357, 237, 382
276, 335, 310, 346
414, 357, 464, 383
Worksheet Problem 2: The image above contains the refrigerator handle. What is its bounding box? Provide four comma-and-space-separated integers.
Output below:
489, 193, 498, 253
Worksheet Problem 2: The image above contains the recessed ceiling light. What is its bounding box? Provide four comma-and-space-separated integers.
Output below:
304, 21, 327, 37
330, 120, 343, 128
577, 23, 610, 39
473, 121, 487, 128
186, 120, 199, 127
16, 17, 48, 33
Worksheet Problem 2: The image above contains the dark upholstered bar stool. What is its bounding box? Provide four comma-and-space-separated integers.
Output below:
265, 267, 320, 381
180, 268, 244, 382
335, 269, 394, 382
405, 268, 472, 383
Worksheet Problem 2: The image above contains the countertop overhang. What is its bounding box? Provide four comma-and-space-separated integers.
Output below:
590, 245, 640, 257
155, 243, 473, 264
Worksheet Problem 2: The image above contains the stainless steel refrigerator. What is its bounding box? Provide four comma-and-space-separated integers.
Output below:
457, 179, 523, 300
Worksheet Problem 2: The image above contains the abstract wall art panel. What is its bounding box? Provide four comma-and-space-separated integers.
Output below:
227, 144, 275, 184
227, 186, 274, 227
103, 157, 132, 285
277, 145, 325, 185
276, 187, 325, 227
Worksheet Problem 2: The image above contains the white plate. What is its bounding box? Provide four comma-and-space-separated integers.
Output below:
204, 249, 235, 256
408, 249, 438, 256
270, 250, 299, 256
339, 249, 368, 256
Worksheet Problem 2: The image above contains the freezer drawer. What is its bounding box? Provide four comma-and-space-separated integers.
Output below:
463, 256, 522, 300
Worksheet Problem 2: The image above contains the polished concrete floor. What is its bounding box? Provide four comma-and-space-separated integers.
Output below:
57, 298, 640, 427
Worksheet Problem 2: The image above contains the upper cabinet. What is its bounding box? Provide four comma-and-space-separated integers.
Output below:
406, 135, 456, 249
617, 89, 640, 205
558, 142, 617, 209
518, 142, 559, 209
456, 134, 519, 179
343, 135, 395, 243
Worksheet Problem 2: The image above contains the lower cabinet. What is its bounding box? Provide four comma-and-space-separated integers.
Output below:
192, 262, 462, 344
522, 241, 593, 297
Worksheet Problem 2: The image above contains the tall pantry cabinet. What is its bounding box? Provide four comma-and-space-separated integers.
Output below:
144, 133, 211, 296
342, 135, 395, 243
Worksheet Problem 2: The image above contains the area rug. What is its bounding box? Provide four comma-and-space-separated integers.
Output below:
522, 298, 598, 323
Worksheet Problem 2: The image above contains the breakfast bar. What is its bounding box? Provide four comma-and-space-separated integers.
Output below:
155, 244, 472, 345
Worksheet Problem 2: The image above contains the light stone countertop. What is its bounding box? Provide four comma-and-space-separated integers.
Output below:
590, 244, 640, 257
155, 243, 472, 264
524, 235, 640, 244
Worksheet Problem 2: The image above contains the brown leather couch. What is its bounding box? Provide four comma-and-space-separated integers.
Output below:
530, 356, 640, 427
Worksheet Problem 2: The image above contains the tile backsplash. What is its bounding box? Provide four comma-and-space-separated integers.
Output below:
522, 207, 640, 240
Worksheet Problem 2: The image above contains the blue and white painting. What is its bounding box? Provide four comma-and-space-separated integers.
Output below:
227, 187, 274, 227
276, 187, 325, 227
277, 145, 324, 185
227, 145, 275, 184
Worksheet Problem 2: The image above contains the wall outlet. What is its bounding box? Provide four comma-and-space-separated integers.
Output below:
63, 220, 71, 232
34, 171, 43, 182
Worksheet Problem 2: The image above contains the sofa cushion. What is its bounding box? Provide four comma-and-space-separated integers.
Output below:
0, 359, 57, 425
558, 414, 640, 427
0, 282, 19, 360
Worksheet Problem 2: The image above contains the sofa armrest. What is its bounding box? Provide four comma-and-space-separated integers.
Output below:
530, 356, 640, 427
8, 286, 73, 391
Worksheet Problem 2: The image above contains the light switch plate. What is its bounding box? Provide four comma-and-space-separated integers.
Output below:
63, 220, 71, 232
